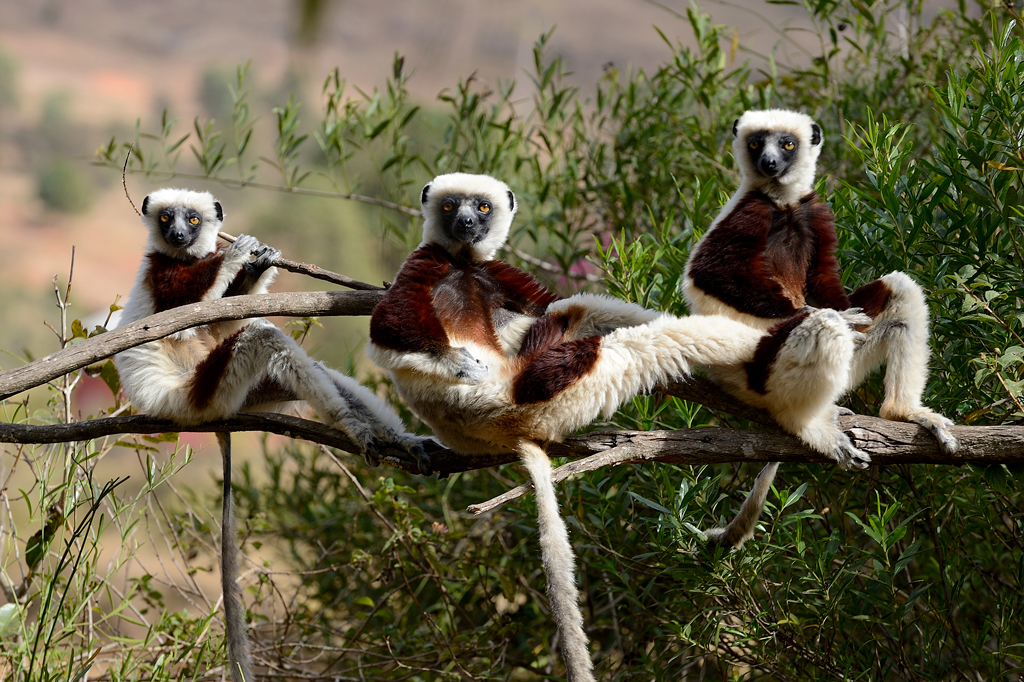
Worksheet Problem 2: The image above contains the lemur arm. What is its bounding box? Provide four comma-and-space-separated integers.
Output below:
370, 245, 452, 356
483, 259, 561, 316
802, 198, 852, 310
688, 192, 801, 319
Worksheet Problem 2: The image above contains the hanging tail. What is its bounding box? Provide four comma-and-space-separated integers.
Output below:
518, 441, 595, 682
703, 462, 780, 549
218, 432, 255, 682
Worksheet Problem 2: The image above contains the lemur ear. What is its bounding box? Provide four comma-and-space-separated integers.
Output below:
421, 183, 432, 206
507, 189, 516, 212
811, 123, 822, 146
732, 119, 739, 137
214, 201, 224, 222
141, 195, 151, 216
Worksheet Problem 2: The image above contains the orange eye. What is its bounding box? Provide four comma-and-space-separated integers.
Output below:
749, 140, 759, 150
479, 202, 491, 213
783, 141, 795, 151
189, 217, 200, 225
442, 201, 454, 212
160, 215, 169, 223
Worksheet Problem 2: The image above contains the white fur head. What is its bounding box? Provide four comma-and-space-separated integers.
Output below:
140, 187, 224, 259
419, 173, 517, 262
733, 109, 823, 205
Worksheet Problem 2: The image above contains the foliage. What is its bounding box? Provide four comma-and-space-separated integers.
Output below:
2, 1, 1022, 681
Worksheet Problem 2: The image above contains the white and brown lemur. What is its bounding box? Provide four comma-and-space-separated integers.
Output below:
115, 187, 438, 682
368, 172, 786, 681
682, 109, 958, 547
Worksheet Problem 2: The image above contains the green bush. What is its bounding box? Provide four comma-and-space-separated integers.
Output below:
4, 2, 1021, 681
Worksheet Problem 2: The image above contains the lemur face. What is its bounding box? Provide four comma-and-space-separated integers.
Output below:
153, 204, 206, 248
140, 188, 224, 257
436, 193, 497, 245
419, 173, 517, 261
744, 130, 799, 179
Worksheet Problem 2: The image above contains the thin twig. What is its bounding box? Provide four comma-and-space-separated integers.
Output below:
218, 231, 384, 291
123, 143, 140, 216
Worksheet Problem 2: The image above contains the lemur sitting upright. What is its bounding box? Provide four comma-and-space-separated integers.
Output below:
115, 188, 438, 682
682, 109, 958, 545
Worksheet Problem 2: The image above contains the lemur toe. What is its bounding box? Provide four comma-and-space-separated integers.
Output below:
409, 443, 434, 475
834, 406, 856, 418
834, 440, 871, 471
360, 439, 384, 468
911, 413, 960, 455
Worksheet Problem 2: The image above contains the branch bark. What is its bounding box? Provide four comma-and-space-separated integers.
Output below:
2, 412, 1021, 479
0, 290, 384, 401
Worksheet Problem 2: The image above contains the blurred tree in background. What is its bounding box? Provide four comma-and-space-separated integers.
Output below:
2, 1, 1023, 680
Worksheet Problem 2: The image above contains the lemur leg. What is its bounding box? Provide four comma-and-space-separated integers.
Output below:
190, 319, 400, 466
848, 272, 959, 453
315, 363, 440, 473
751, 309, 872, 470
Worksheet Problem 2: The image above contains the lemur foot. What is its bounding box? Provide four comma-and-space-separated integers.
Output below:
893, 409, 960, 455
833, 405, 856, 419
832, 434, 871, 471
407, 437, 444, 475
838, 307, 872, 329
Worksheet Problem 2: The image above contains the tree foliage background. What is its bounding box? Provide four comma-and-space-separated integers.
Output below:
2, 1, 1023, 680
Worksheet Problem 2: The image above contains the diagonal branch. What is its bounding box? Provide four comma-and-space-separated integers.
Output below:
0, 290, 385, 401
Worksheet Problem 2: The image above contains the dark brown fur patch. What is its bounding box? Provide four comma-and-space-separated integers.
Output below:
689, 192, 850, 318
800, 195, 850, 310
483, 260, 560, 315
188, 329, 243, 410
371, 245, 562, 357
745, 312, 810, 394
147, 251, 226, 313
512, 337, 601, 405
242, 377, 296, 408
223, 268, 252, 298
432, 265, 502, 350
370, 245, 453, 355
849, 278, 892, 320
518, 314, 570, 357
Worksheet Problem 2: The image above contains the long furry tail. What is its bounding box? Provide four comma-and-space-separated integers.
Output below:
518, 441, 595, 682
703, 462, 780, 549
218, 432, 255, 682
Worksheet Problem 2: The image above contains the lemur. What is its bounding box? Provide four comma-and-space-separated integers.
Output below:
115, 188, 438, 682
682, 109, 958, 546
368, 172, 800, 681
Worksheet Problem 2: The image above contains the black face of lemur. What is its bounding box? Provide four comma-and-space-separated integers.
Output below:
437, 194, 497, 245
745, 130, 799, 179
141, 198, 223, 249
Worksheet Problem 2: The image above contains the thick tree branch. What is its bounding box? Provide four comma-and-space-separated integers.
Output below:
0, 290, 385, 401
471, 415, 1023, 512
2, 412, 1020, 480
